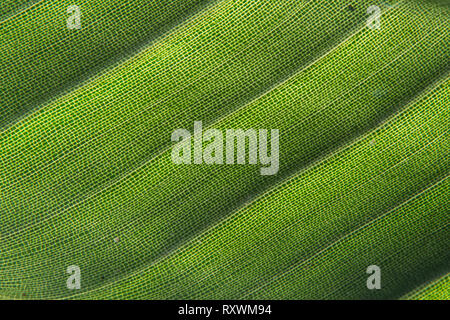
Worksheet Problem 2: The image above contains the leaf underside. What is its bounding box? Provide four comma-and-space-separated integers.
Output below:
0, 0, 448, 300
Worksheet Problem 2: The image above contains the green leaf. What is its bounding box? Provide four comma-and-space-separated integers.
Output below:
0, 0, 448, 299
403, 274, 450, 300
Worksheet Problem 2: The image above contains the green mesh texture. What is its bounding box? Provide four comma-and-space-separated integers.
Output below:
0, 0, 448, 300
